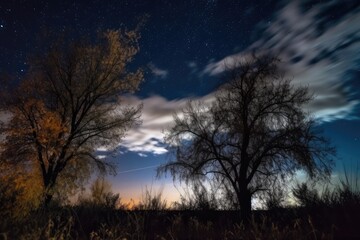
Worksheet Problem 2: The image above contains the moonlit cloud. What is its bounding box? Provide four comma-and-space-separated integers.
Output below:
118, 95, 188, 155
117, 94, 215, 155
148, 63, 168, 79
203, 0, 360, 122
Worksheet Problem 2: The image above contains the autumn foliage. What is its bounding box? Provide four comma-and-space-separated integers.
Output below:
0, 29, 143, 213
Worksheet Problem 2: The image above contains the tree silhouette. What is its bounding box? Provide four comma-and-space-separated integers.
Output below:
0, 29, 143, 207
159, 55, 335, 222
77, 177, 120, 209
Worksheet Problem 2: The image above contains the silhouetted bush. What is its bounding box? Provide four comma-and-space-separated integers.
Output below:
77, 177, 122, 210
292, 168, 360, 210
132, 186, 167, 211
173, 183, 219, 210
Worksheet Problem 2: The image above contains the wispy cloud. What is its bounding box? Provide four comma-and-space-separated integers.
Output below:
148, 63, 168, 79
188, 61, 197, 68
203, 0, 360, 122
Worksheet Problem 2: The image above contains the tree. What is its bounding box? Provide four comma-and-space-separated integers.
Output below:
158, 55, 335, 222
78, 177, 120, 209
0, 29, 143, 207
0, 160, 43, 219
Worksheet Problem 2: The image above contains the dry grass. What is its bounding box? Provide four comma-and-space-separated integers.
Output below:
0, 207, 356, 239
1, 174, 359, 239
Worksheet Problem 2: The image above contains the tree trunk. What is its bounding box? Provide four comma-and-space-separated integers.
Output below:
44, 192, 53, 208
239, 188, 252, 223
42, 164, 62, 208
43, 173, 57, 208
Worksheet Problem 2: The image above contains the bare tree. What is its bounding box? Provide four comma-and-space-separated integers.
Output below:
0, 29, 143, 206
158, 55, 335, 221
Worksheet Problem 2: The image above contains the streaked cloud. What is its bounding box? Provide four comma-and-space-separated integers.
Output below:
106, 1, 360, 156
148, 62, 168, 79
203, 0, 360, 122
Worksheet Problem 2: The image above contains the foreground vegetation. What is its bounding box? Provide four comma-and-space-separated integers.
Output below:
1, 177, 359, 240
1, 205, 358, 239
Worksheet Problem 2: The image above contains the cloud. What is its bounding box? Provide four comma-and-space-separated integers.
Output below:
148, 63, 168, 79
188, 61, 197, 69
117, 94, 215, 155
203, 0, 360, 122
118, 95, 189, 155
138, 153, 148, 157
187, 61, 200, 75
98, 1, 359, 156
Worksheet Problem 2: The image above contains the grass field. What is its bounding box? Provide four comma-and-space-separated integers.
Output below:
1, 171, 359, 239
1, 206, 359, 239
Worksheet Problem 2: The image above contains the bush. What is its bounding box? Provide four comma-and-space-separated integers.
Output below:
77, 177, 122, 209
133, 186, 167, 211
173, 183, 219, 210
292, 168, 360, 209
292, 183, 320, 207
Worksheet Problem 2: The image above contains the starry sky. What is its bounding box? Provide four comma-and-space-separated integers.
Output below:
1, 0, 360, 203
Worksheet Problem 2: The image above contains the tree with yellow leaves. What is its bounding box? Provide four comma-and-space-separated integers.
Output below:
0, 29, 143, 207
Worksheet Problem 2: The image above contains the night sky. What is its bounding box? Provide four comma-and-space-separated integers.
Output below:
1, 0, 360, 203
